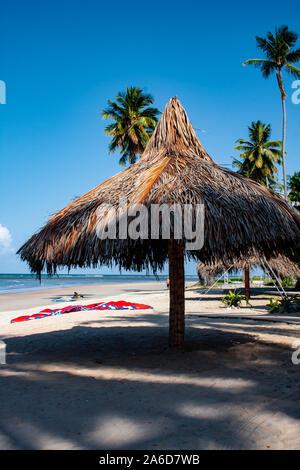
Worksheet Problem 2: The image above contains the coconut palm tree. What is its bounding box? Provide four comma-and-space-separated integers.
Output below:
101, 87, 160, 166
233, 120, 282, 297
233, 120, 282, 189
243, 25, 300, 200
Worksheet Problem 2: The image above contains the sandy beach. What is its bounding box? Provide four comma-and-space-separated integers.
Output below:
0, 281, 300, 450
0, 281, 166, 322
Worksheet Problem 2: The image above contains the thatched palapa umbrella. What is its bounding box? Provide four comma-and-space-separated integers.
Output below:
197, 254, 300, 287
18, 98, 300, 349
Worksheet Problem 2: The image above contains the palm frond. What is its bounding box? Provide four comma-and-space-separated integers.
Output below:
286, 49, 300, 63
255, 36, 275, 59
264, 140, 282, 148
285, 63, 300, 79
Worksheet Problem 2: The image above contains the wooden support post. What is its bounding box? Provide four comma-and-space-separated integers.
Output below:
244, 265, 251, 299
168, 239, 185, 349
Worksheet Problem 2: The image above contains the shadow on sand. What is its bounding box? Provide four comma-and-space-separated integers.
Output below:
1, 309, 300, 450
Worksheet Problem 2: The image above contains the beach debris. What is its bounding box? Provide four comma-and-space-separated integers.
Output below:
73, 291, 84, 299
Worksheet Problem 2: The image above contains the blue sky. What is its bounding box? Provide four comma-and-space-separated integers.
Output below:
1, 0, 299, 274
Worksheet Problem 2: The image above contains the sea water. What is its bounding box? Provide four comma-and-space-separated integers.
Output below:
0, 273, 199, 294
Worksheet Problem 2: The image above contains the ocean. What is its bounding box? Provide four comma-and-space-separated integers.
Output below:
0, 273, 200, 294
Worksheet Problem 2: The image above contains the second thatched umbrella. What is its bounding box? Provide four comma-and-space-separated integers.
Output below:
18, 97, 300, 348
197, 254, 300, 288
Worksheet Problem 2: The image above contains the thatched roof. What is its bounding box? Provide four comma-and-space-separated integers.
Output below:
18, 97, 300, 276
197, 254, 300, 280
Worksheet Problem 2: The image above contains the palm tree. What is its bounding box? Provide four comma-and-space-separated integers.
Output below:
243, 25, 300, 200
101, 87, 160, 166
233, 120, 282, 189
233, 120, 282, 298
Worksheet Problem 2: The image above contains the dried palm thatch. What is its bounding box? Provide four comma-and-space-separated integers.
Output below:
18, 97, 300, 348
197, 254, 300, 282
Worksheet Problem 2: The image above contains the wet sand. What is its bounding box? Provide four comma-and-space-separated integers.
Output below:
0, 281, 166, 319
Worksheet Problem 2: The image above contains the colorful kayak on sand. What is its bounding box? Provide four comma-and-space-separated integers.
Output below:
11, 300, 152, 323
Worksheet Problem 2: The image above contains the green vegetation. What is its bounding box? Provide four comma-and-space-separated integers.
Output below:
264, 277, 294, 288
289, 171, 300, 204
243, 25, 300, 199
281, 277, 294, 288
198, 276, 264, 287
101, 87, 160, 166
269, 295, 300, 313
264, 277, 295, 288
233, 120, 282, 189
221, 290, 251, 308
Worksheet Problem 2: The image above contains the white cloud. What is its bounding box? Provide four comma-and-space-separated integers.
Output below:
0, 224, 13, 255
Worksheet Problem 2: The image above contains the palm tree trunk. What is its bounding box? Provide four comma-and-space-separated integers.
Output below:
168, 239, 185, 349
244, 265, 251, 298
281, 95, 287, 200
277, 69, 288, 200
